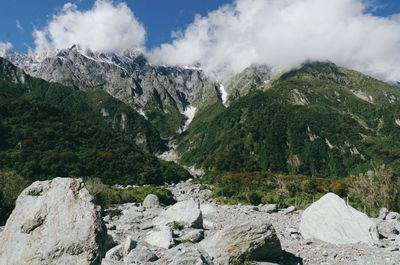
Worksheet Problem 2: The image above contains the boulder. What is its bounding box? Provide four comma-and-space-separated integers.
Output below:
154, 200, 203, 228
200, 220, 281, 264
180, 229, 204, 243
282, 206, 296, 214
158, 245, 214, 265
377, 220, 400, 239
378, 208, 389, 220
386, 212, 400, 221
125, 245, 158, 263
170, 247, 213, 265
0, 178, 107, 265
104, 245, 123, 261
143, 194, 160, 208
145, 226, 175, 249
299, 193, 377, 244
261, 204, 278, 213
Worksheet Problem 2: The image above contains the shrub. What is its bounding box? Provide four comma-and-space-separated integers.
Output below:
0, 171, 30, 225
349, 165, 400, 216
85, 178, 176, 207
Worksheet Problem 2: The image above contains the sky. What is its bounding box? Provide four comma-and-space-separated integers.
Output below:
0, 0, 232, 52
1, 0, 400, 81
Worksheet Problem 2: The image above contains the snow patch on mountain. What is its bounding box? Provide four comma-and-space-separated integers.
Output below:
219, 83, 228, 107
182, 106, 197, 131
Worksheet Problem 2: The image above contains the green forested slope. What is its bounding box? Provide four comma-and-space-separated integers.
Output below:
0, 92, 189, 185
0, 57, 167, 153
178, 62, 400, 177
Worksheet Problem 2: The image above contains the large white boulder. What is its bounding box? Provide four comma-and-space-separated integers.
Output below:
200, 220, 281, 264
300, 193, 377, 244
145, 226, 175, 249
0, 178, 107, 265
153, 200, 203, 228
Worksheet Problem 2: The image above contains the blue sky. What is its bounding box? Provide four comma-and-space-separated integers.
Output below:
0, 0, 233, 53
1, 0, 400, 53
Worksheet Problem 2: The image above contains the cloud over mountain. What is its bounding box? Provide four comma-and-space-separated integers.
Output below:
0, 42, 12, 57
33, 0, 146, 53
149, 0, 400, 81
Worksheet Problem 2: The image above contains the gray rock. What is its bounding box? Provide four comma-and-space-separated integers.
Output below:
105, 245, 123, 261
379, 208, 389, 220
282, 206, 296, 214
145, 226, 175, 249
143, 194, 160, 208
386, 212, 400, 221
8, 46, 221, 136
200, 220, 281, 264
125, 245, 158, 263
157, 245, 214, 265
154, 200, 203, 229
377, 221, 400, 239
300, 193, 377, 244
261, 204, 278, 213
170, 248, 213, 265
180, 229, 204, 243
0, 178, 107, 265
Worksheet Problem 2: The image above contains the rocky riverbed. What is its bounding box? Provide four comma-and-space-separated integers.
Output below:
102, 180, 400, 265
1, 178, 399, 265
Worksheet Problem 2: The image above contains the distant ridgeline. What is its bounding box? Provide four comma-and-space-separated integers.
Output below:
0, 57, 190, 185
178, 62, 400, 178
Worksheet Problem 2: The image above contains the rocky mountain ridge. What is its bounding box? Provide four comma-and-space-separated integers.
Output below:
3, 46, 223, 137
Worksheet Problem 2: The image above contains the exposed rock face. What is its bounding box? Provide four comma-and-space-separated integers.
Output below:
224, 64, 272, 103
143, 194, 160, 208
6, 46, 221, 136
300, 193, 377, 244
200, 220, 282, 264
154, 200, 203, 228
0, 178, 107, 265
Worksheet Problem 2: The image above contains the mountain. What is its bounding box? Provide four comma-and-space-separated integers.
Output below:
177, 62, 400, 177
0, 91, 189, 186
223, 64, 272, 104
0, 57, 166, 153
5, 46, 222, 138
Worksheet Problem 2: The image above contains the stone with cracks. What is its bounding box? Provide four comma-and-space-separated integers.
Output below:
145, 226, 175, 249
0, 178, 107, 265
154, 200, 203, 228
200, 220, 282, 264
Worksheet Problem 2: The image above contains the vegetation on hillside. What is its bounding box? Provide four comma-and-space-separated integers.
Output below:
0, 170, 30, 225
0, 57, 167, 153
0, 93, 190, 185
199, 166, 399, 216
86, 178, 176, 207
178, 62, 400, 178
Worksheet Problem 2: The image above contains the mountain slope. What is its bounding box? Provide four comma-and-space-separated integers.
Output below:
0, 57, 166, 153
0, 92, 190, 185
178, 62, 400, 177
5, 46, 222, 138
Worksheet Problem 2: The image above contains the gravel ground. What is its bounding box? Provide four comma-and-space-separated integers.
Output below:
103, 180, 400, 265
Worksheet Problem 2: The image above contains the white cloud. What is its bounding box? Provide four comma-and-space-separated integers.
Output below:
0, 42, 12, 57
149, 0, 400, 81
33, 0, 146, 53
16, 20, 23, 31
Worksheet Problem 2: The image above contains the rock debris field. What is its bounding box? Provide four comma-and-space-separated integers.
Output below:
0, 178, 400, 265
